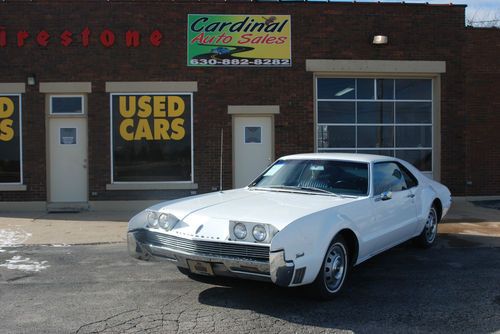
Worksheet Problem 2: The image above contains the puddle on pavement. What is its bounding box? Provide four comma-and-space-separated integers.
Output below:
441, 218, 487, 224
440, 234, 483, 248
472, 200, 500, 210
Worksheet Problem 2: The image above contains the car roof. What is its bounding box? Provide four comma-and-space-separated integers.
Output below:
279, 153, 396, 164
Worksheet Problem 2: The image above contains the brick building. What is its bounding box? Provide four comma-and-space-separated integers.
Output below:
0, 1, 499, 211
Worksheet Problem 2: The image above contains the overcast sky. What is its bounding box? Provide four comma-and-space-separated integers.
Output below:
386, 0, 498, 23
310, 0, 500, 25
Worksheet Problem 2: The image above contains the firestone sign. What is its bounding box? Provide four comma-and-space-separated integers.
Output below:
0, 27, 163, 48
187, 14, 292, 67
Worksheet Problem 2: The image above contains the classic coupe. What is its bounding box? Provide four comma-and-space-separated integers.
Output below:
128, 153, 451, 298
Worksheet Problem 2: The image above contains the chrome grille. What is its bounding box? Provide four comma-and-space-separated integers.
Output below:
144, 231, 270, 262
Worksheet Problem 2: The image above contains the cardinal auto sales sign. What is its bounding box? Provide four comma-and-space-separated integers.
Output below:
187, 14, 291, 67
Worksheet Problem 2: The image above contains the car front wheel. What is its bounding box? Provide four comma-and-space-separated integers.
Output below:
312, 235, 350, 300
415, 205, 439, 248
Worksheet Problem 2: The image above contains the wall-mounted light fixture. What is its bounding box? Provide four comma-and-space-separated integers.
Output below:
27, 74, 36, 86
372, 35, 388, 45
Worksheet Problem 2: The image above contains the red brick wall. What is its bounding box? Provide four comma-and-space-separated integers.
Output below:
464, 28, 500, 196
0, 1, 474, 201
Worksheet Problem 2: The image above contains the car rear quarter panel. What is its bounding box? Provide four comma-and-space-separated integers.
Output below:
270, 197, 371, 286
400, 160, 451, 231
414, 185, 440, 230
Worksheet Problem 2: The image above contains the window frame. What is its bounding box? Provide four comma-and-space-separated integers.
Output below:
0, 93, 23, 185
315, 76, 434, 173
49, 95, 85, 115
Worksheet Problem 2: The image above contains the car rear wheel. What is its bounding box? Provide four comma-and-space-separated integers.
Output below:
311, 235, 350, 300
415, 206, 438, 248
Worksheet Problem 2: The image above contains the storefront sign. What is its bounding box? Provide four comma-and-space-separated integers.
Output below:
187, 14, 291, 67
0, 27, 163, 48
111, 94, 192, 182
0, 95, 21, 183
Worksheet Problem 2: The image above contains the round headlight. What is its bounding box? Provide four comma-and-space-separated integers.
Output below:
158, 213, 178, 230
233, 223, 247, 239
147, 211, 158, 228
252, 225, 267, 242
158, 213, 168, 229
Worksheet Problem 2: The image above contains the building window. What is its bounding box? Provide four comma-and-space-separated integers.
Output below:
60, 128, 77, 145
110, 93, 193, 183
50, 96, 84, 114
316, 78, 433, 172
245, 126, 262, 144
0, 94, 22, 183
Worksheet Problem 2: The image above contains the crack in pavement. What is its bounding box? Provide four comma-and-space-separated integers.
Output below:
74, 289, 196, 334
73, 291, 352, 334
75, 308, 139, 333
72, 287, 329, 334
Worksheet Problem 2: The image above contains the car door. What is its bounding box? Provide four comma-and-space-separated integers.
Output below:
366, 161, 418, 256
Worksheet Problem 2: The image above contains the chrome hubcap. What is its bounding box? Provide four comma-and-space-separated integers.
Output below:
425, 209, 437, 243
323, 243, 346, 292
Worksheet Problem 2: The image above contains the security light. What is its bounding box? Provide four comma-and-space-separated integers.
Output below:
373, 35, 388, 45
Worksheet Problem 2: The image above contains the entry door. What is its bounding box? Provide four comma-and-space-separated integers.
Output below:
48, 117, 88, 202
233, 116, 273, 188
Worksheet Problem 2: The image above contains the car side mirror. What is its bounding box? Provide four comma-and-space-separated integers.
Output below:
380, 191, 392, 201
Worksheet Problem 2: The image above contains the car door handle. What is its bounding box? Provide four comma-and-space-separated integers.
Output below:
407, 194, 415, 198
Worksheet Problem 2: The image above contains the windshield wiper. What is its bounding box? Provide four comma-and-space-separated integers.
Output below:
268, 185, 338, 196
296, 186, 337, 195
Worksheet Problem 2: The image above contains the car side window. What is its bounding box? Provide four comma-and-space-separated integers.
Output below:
397, 163, 419, 189
373, 162, 408, 195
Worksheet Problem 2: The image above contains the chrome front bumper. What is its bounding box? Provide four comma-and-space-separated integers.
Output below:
128, 230, 295, 286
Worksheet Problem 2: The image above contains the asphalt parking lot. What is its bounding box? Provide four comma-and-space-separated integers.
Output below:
0, 241, 499, 334
0, 199, 499, 334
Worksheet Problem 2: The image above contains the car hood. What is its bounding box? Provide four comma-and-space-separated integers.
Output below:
151, 188, 360, 239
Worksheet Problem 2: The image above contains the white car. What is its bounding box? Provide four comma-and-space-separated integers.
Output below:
128, 153, 451, 299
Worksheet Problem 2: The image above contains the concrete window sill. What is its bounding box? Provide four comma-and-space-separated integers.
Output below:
0, 184, 27, 191
106, 183, 198, 191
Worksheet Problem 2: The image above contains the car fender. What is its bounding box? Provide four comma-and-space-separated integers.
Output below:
270, 200, 366, 286
128, 210, 149, 231
399, 160, 451, 228
428, 180, 452, 217
128, 201, 177, 231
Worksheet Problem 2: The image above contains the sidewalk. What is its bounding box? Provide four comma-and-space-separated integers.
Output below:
438, 198, 500, 248
0, 210, 134, 246
0, 198, 499, 247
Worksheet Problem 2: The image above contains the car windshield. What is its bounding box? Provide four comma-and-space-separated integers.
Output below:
250, 159, 369, 196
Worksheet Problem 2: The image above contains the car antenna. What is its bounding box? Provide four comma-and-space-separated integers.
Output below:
219, 127, 223, 192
